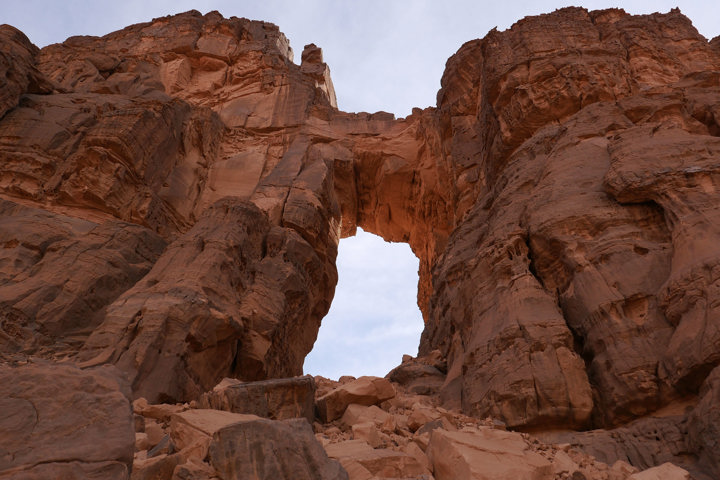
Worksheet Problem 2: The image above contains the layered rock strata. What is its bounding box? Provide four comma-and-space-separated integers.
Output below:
2, 6, 720, 479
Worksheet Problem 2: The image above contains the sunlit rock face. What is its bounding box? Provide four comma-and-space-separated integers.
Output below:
2, 7, 720, 461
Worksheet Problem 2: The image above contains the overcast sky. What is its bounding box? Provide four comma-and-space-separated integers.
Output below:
3, 1, 719, 379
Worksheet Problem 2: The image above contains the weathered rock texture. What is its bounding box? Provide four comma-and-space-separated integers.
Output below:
0, 363, 134, 479
420, 7, 720, 433
209, 417, 347, 480
2, 5, 720, 480
317, 376, 396, 422
1, 11, 342, 403
198, 375, 316, 423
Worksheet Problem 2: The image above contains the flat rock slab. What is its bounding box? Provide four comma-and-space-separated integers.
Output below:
199, 375, 316, 423
427, 428, 553, 480
630, 463, 691, 480
325, 440, 428, 479
171, 409, 261, 461
209, 417, 347, 480
0, 363, 135, 480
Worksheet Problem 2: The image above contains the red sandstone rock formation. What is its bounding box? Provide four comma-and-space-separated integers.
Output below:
2, 6, 720, 480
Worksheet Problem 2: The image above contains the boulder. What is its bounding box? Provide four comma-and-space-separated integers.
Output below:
340, 404, 392, 428
0, 363, 134, 480
208, 417, 347, 480
324, 440, 376, 460
407, 404, 443, 432
171, 459, 218, 480
135, 432, 151, 451
426, 428, 553, 480
170, 409, 260, 461
0, 462, 132, 480
134, 398, 186, 423
416, 418, 456, 436
401, 441, 432, 472
325, 440, 429, 479
131, 453, 182, 480
351, 422, 383, 448
387, 356, 446, 395
316, 376, 395, 422
198, 376, 316, 423
144, 419, 167, 448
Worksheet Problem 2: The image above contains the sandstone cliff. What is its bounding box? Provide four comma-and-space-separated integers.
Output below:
1, 6, 720, 480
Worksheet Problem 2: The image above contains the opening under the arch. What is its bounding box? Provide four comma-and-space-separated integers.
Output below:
304, 227, 424, 380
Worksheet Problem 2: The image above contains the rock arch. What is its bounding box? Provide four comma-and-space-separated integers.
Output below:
2, 7, 720, 434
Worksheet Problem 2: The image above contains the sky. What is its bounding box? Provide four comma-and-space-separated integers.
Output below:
3, 1, 719, 379
303, 228, 423, 379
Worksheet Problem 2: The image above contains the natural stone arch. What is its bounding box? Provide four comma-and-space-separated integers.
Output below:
3, 8, 720, 440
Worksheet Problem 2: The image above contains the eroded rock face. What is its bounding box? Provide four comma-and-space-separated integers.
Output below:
0, 199, 167, 360
76, 198, 307, 402
0, 25, 51, 119
1, 10, 342, 403
416, 7, 720, 431
2, 6, 720, 479
316, 376, 396, 422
